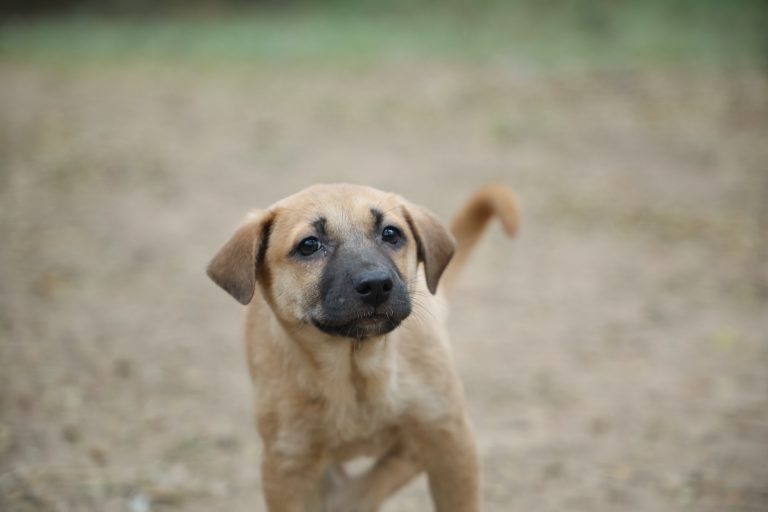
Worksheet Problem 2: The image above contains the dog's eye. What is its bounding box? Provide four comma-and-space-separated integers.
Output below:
381, 226, 402, 245
297, 237, 321, 256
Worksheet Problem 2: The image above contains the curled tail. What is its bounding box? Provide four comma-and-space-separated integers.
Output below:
440, 185, 520, 294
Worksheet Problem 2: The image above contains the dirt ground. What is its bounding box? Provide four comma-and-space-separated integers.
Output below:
1, 60, 767, 511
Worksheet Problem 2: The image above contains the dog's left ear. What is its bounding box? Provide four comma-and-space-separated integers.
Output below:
207, 210, 274, 305
403, 203, 456, 294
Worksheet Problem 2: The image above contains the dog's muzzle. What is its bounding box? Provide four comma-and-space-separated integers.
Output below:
314, 251, 412, 340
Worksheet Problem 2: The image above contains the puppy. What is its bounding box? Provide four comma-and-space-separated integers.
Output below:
207, 184, 518, 511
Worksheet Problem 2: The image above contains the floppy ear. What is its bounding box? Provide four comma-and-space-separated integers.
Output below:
206, 210, 273, 305
403, 203, 456, 294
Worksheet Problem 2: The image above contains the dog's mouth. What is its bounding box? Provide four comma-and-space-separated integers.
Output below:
311, 313, 402, 340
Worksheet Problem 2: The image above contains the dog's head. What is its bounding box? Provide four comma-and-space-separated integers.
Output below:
207, 184, 455, 340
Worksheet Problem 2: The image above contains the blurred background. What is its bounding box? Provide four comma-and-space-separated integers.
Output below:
1, 1, 767, 511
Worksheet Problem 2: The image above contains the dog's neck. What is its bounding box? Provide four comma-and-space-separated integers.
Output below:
272, 318, 399, 409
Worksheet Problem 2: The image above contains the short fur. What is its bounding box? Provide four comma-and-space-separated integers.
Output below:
207, 184, 518, 511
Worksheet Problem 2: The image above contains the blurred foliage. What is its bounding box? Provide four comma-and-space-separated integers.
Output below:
0, 0, 766, 69
0, 0, 764, 18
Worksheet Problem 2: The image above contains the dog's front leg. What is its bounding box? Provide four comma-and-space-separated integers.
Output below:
325, 448, 422, 512
261, 454, 325, 512
422, 417, 480, 512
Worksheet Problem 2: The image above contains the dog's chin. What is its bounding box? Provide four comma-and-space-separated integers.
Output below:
312, 314, 403, 340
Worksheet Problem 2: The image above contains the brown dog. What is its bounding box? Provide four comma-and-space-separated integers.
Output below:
207, 184, 518, 511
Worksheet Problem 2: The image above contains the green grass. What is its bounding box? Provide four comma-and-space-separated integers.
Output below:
0, 2, 765, 69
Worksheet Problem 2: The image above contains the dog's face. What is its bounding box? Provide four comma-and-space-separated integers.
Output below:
207, 184, 455, 340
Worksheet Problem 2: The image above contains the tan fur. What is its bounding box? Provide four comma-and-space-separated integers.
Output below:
441, 185, 520, 294
207, 184, 518, 511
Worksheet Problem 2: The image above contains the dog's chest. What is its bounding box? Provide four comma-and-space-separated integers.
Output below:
322, 389, 401, 459
318, 352, 403, 456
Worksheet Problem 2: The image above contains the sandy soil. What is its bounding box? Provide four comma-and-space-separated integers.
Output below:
1, 61, 767, 512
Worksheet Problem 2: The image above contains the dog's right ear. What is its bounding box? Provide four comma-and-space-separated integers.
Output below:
206, 210, 274, 305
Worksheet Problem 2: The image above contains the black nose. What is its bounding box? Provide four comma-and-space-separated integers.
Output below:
353, 269, 394, 307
